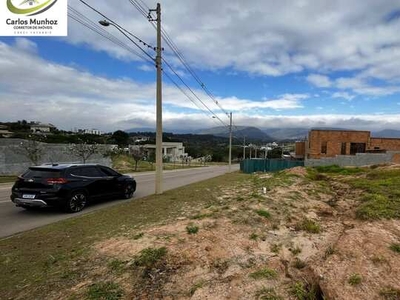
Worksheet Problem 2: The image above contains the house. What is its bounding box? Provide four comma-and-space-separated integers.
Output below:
83, 129, 102, 135
30, 122, 55, 133
143, 142, 188, 161
295, 129, 400, 165
0, 125, 12, 138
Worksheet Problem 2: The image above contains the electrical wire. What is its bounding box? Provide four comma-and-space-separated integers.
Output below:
68, 7, 153, 65
77, 0, 155, 62
70, 0, 233, 133
128, 0, 231, 127
162, 71, 224, 128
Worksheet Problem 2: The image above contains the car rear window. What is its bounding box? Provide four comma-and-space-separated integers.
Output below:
22, 168, 62, 179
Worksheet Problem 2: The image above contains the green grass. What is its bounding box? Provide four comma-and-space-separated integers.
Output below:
255, 209, 271, 219
0, 171, 249, 300
249, 267, 278, 280
249, 233, 258, 240
108, 259, 126, 274
348, 273, 362, 285
292, 258, 307, 269
348, 169, 400, 220
313, 165, 365, 175
132, 232, 144, 240
85, 282, 123, 300
189, 279, 206, 296
290, 281, 320, 300
389, 243, 400, 253
270, 243, 282, 253
133, 247, 167, 268
0, 176, 17, 183
324, 245, 335, 259
255, 287, 283, 300
290, 246, 302, 255
186, 224, 199, 234
296, 218, 321, 234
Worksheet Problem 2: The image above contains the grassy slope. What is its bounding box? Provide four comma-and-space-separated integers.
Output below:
0, 172, 247, 300
1, 165, 400, 299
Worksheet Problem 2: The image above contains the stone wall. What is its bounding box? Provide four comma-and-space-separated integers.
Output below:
0, 138, 112, 175
305, 151, 400, 167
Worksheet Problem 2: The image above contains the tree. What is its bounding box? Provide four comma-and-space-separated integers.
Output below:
129, 146, 145, 171
112, 130, 129, 148
69, 141, 99, 163
268, 147, 283, 159
17, 135, 45, 165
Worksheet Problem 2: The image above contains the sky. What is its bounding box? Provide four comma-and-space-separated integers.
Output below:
1, 0, 400, 133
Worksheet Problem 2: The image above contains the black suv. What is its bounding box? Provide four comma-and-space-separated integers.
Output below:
10, 164, 136, 213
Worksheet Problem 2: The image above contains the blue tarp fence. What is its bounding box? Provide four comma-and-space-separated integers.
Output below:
240, 159, 304, 173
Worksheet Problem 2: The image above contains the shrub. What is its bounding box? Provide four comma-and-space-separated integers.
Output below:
186, 224, 199, 234
133, 247, 167, 268
256, 209, 271, 219
292, 258, 306, 269
389, 243, 400, 253
348, 273, 362, 285
296, 218, 321, 234
249, 268, 278, 280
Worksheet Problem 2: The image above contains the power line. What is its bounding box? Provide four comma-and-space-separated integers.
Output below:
127, 0, 231, 118
70, 1, 232, 133
77, 0, 155, 62
162, 58, 228, 127
68, 7, 153, 65
162, 71, 223, 128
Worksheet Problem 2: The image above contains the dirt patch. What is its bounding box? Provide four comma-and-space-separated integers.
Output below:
315, 220, 400, 300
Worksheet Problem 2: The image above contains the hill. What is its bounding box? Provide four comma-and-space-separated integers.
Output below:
265, 127, 309, 141
372, 129, 400, 138
197, 126, 273, 142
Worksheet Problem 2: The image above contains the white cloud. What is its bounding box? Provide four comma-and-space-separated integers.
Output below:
14, 37, 38, 54
138, 64, 153, 72
66, 0, 400, 80
306, 74, 332, 88
332, 92, 355, 101
0, 41, 306, 131
64, 0, 400, 97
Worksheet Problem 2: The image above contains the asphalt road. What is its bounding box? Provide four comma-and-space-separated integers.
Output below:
0, 164, 240, 238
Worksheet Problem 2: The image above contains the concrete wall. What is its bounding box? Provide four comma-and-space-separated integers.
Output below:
0, 138, 112, 175
305, 151, 400, 167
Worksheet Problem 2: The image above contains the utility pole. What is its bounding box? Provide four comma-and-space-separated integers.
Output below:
149, 3, 163, 194
229, 112, 232, 172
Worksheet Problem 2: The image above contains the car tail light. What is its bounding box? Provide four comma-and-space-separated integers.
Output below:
46, 178, 68, 184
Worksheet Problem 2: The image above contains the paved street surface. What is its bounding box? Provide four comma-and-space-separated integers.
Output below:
0, 164, 240, 238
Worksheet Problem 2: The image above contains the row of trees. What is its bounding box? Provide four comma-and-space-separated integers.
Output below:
16, 136, 101, 165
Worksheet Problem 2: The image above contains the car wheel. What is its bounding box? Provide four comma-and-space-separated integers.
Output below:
65, 191, 87, 213
123, 183, 134, 199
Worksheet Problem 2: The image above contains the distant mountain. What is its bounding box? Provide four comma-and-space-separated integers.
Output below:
372, 129, 400, 138
125, 127, 193, 134
197, 126, 273, 142
265, 128, 309, 141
